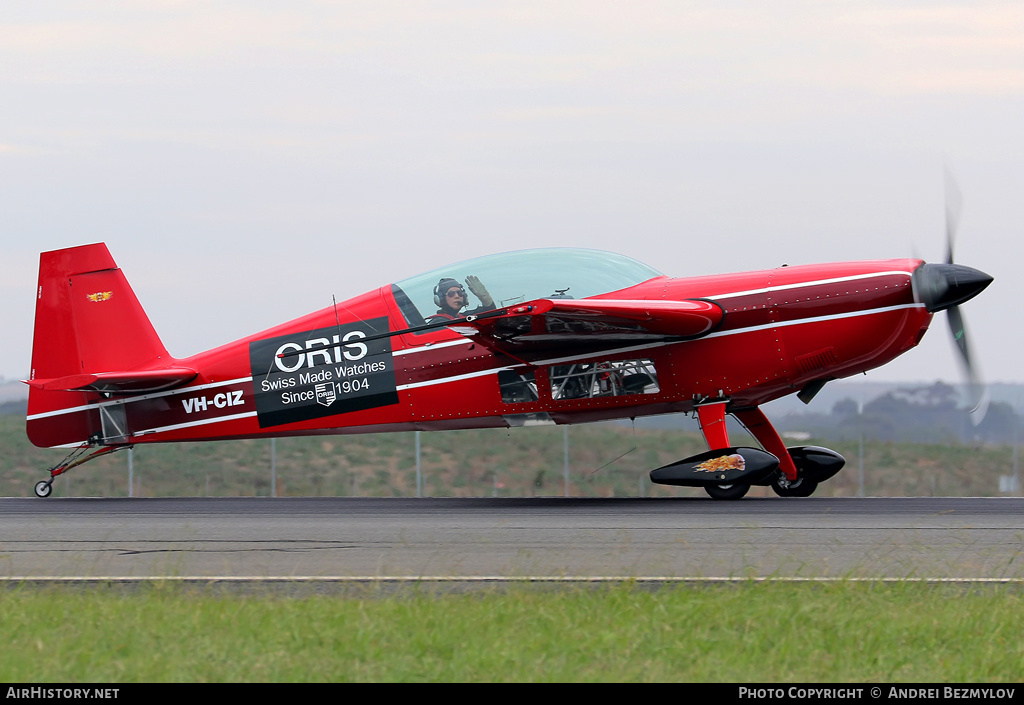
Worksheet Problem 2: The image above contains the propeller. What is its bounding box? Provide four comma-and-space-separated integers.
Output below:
912, 171, 993, 424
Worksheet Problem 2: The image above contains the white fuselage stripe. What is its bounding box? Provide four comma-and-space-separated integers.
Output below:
397, 367, 516, 391
131, 411, 259, 438
26, 376, 255, 421
704, 303, 923, 338
707, 270, 914, 300
392, 339, 471, 356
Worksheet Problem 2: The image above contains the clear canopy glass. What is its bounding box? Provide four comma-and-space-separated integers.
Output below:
390, 248, 663, 328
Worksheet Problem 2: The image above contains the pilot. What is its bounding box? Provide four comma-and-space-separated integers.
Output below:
429, 276, 495, 321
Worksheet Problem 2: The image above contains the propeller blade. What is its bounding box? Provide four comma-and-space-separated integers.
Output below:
945, 167, 962, 265
932, 171, 989, 425
947, 304, 989, 425
947, 304, 971, 368
971, 387, 991, 427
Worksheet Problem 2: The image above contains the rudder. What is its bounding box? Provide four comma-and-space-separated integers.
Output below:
26, 243, 187, 448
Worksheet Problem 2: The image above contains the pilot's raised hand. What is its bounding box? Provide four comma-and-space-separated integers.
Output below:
465, 275, 494, 307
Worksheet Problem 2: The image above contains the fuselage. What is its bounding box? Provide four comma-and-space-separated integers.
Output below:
26, 252, 934, 449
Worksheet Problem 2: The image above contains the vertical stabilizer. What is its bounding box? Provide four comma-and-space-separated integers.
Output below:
26, 243, 184, 448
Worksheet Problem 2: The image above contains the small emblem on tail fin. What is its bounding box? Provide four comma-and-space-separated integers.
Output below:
86, 291, 113, 302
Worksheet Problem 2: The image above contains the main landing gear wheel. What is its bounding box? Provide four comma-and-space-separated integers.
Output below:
705, 483, 750, 500
34, 481, 53, 498
771, 476, 818, 498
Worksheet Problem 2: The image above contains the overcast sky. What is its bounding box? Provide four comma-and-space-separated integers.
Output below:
2, 1, 1022, 389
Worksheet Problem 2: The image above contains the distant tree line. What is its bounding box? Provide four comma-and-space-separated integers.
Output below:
777, 382, 1020, 445
0, 400, 26, 416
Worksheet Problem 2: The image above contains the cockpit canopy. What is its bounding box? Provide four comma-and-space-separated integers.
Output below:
390, 248, 663, 328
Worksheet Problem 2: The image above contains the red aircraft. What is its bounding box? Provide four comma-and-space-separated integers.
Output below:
25, 241, 991, 499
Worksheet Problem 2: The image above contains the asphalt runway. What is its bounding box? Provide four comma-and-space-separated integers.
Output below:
1, 497, 1022, 582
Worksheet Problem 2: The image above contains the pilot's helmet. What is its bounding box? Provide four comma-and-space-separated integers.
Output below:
434, 277, 466, 307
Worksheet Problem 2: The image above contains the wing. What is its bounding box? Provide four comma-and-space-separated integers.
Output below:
447, 298, 723, 358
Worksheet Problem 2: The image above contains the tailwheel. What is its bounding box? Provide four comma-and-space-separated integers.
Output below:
771, 475, 818, 498
34, 480, 53, 498
705, 483, 750, 500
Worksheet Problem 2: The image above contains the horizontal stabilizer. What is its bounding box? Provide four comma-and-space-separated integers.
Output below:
25, 367, 197, 394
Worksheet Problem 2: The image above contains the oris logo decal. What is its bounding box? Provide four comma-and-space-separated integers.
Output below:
248, 317, 398, 429
272, 331, 368, 372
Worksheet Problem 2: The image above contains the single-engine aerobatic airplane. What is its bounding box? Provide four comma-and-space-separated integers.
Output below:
25, 238, 992, 499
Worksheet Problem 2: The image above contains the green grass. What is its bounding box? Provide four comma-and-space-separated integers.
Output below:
1, 582, 1021, 682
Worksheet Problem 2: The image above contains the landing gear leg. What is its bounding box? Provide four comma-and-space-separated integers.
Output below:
732, 407, 798, 482
34, 443, 131, 498
734, 408, 837, 497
